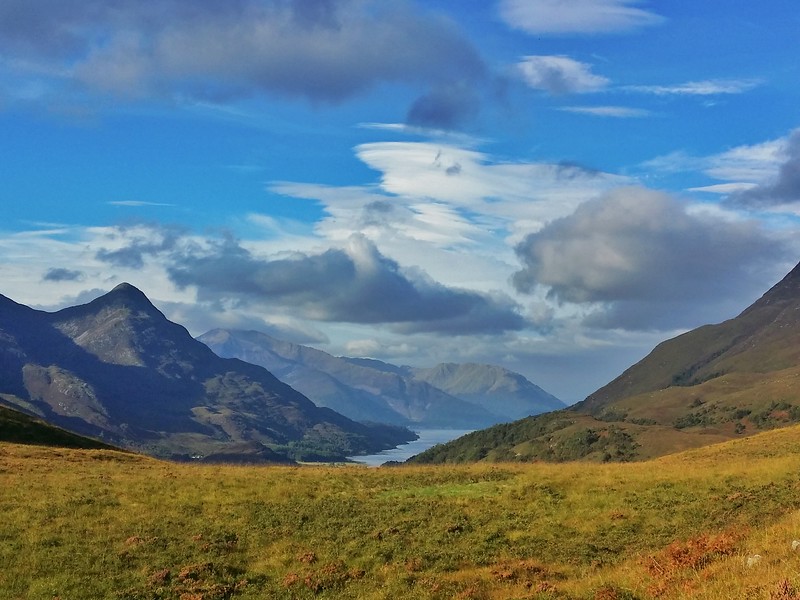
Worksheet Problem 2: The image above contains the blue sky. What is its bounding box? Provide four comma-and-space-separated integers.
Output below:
2, 0, 799, 402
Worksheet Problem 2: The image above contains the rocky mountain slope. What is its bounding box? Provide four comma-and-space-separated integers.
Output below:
411, 261, 800, 464
0, 284, 412, 462
198, 329, 562, 428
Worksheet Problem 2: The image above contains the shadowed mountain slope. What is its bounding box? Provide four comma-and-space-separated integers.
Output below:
0, 284, 412, 462
0, 404, 117, 450
410, 261, 800, 464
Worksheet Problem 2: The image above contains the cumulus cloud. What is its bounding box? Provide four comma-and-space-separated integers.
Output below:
516, 56, 609, 94
0, 0, 485, 106
166, 233, 526, 335
513, 187, 787, 329
498, 0, 664, 35
728, 130, 800, 208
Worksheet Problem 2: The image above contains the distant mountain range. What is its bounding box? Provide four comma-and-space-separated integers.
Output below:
411, 261, 800, 464
0, 283, 412, 462
198, 329, 564, 428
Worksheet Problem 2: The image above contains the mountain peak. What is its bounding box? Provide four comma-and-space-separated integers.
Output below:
111, 282, 139, 293
109, 282, 148, 300
745, 260, 800, 311
97, 282, 162, 314
51, 282, 168, 333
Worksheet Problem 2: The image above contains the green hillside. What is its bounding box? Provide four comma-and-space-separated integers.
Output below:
4, 426, 800, 599
411, 262, 800, 465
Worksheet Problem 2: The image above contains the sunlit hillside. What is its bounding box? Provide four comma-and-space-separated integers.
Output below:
412, 263, 800, 466
4, 426, 800, 599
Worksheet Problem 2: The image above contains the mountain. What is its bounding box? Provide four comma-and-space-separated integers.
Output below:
410, 261, 800, 464
408, 362, 564, 422
198, 329, 506, 428
0, 284, 413, 462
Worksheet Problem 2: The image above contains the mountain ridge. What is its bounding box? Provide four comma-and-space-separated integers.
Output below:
0, 284, 413, 462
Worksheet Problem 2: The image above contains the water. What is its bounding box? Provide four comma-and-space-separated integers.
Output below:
349, 429, 473, 466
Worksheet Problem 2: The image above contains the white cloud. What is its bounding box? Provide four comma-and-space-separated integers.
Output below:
728, 130, 800, 208
516, 55, 609, 94
642, 133, 791, 190
270, 141, 632, 296
559, 105, 650, 118
688, 183, 758, 194
108, 200, 175, 207
352, 141, 627, 215
704, 137, 788, 182
498, 0, 664, 35
623, 79, 761, 96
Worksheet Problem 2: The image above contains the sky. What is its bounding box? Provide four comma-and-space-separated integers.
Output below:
1, 0, 799, 403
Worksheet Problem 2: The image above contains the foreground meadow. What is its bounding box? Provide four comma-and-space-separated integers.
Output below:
3, 428, 800, 600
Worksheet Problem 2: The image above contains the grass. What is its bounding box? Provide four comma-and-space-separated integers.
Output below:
4, 426, 800, 599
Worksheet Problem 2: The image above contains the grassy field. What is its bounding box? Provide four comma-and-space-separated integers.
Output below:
4, 428, 800, 599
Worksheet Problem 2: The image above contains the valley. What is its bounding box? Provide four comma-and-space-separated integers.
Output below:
2, 3, 797, 599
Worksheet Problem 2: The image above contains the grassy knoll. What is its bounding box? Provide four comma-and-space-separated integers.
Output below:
4, 428, 800, 599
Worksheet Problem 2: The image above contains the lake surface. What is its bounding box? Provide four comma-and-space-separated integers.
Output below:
349, 429, 473, 466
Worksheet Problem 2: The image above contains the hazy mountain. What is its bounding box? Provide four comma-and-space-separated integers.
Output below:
198, 329, 502, 428
0, 284, 412, 462
408, 362, 564, 421
411, 261, 800, 464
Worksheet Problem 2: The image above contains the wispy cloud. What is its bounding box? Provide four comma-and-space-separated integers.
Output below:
108, 200, 175, 207
728, 130, 800, 208
498, 0, 664, 35
516, 55, 609, 94
559, 105, 651, 118
623, 79, 761, 96
704, 137, 789, 182
688, 183, 758, 194
643, 135, 788, 183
